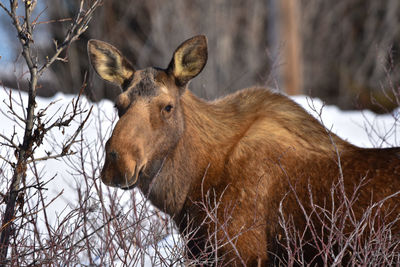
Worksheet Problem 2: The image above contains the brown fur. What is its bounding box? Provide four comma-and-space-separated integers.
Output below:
88, 36, 400, 266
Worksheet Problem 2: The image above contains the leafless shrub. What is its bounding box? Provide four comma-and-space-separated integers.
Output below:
273, 96, 400, 266
276, 172, 400, 266
0, 0, 101, 265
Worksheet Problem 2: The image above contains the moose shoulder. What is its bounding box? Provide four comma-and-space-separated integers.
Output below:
88, 35, 400, 266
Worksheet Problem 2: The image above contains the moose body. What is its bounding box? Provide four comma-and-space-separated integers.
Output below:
88, 35, 400, 266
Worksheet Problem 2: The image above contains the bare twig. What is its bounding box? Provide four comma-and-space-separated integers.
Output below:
0, 0, 102, 264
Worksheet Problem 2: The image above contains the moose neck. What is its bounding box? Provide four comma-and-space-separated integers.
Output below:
138, 90, 244, 218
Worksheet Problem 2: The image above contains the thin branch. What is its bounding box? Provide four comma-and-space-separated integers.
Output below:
20, 212, 120, 262
26, 151, 76, 164
0, 0, 102, 264
0, 134, 18, 149
38, 0, 103, 76
0, 155, 14, 168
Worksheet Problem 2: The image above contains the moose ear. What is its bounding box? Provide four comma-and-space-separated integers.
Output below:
87, 40, 134, 87
167, 35, 208, 88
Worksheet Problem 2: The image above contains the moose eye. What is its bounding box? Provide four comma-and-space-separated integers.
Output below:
164, 104, 173, 112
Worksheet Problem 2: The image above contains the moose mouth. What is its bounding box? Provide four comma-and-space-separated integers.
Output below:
121, 164, 145, 190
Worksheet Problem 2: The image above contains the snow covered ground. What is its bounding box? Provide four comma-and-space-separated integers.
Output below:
291, 95, 399, 148
0, 88, 399, 265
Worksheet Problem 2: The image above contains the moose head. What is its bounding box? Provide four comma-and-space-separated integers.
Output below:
88, 36, 208, 189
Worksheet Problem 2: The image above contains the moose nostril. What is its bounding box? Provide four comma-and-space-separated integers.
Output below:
109, 150, 118, 161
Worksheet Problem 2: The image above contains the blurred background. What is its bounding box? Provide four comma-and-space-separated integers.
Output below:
0, 0, 399, 112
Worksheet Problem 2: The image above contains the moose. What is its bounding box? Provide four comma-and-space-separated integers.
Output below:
88, 35, 400, 266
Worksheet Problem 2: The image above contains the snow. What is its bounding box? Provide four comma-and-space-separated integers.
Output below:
291, 95, 399, 148
0, 88, 399, 265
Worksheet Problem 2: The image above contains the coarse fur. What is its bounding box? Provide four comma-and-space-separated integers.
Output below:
88, 35, 400, 266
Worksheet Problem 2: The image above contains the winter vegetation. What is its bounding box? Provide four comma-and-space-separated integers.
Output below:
0, 88, 398, 266
0, 1, 399, 266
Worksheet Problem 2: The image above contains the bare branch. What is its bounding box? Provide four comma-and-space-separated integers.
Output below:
38, 0, 103, 76
0, 3, 12, 18
0, 0, 102, 264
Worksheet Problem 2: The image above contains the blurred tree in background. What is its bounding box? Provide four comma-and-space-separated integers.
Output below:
1, 0, 399, 112
43, 0, 271, 102
301, 0, 400, 111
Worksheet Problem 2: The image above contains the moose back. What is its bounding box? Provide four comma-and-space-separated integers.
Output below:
88, 35, 400, 266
